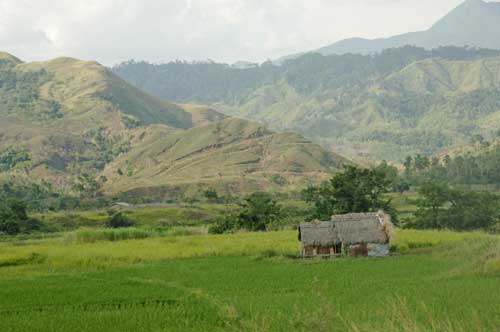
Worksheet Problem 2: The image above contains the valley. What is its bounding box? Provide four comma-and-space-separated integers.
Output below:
1, 1, 500, 331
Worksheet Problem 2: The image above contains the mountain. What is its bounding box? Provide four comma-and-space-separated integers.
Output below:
316, 0, 500, 56
0, 52, 202, 188
0, 52, 346, 197
113, 46, 500, 162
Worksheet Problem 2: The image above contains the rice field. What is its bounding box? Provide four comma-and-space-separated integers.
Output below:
0, 228, 499, 331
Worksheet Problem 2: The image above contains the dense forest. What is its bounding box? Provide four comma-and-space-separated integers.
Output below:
113, 46, 500, 103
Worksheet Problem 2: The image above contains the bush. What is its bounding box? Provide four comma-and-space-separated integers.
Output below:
489, 222, 500, 234
208, 192, 284, 234
0, 198, 46, 235
208, 216, 239, 234
203, 189, 219, 203
106, 212, 136, 228
0, 220, 20, 235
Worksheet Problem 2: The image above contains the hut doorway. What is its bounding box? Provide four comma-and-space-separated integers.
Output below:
334, 242, 342, 255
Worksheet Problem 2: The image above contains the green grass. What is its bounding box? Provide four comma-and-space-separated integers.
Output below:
69, 227, 161, 243
34, 203, 231, 231
0, 229, 498, 331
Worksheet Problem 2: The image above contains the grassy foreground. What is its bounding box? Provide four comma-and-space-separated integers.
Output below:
0, 229, 499, 331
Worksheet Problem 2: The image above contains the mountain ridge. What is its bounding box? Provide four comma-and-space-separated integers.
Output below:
315, 0, 500, 56
113, 46, 500, 162
0, 52, 346, 197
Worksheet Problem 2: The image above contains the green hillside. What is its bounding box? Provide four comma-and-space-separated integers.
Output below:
113, 46, 500, 162
103, 118, 346, 197
0, 53, 194, 189
0, 52, 346, 197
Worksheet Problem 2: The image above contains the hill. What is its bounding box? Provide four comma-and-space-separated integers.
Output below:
0, 53, 200, 189
312, 0, 500, 56
0, 52, 346, 197
103, 118, 345, 197
113, 46, 500, 162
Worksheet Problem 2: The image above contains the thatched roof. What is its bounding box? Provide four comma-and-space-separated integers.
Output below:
299, 211, 393, 246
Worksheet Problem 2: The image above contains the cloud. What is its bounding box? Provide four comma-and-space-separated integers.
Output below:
0, 0, 464, 65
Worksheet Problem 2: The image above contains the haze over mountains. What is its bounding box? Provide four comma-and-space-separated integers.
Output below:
299, 0, 500, 58
110, 2, 500, 164
0, 51, 345, 197
114, 46, 500, 161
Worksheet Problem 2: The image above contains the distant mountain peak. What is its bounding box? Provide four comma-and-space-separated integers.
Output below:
291, 0, 500, 58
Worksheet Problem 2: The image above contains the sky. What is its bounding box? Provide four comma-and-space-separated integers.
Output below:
0, 0, 469, 65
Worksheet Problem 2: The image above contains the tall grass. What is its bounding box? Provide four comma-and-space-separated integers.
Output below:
0, 229, 498, 278
69, 228, 160, 244
0, 230, 299, 275
62, 226, 208, 244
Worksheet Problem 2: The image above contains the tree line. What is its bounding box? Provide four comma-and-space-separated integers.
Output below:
403, 136, 500, 186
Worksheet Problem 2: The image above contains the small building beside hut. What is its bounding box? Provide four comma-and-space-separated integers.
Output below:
298, 211, 394, 258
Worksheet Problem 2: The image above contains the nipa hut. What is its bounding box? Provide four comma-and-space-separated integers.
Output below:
298, 211, 394, 258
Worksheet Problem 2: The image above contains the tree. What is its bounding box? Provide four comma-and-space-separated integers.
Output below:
403, 156, 413, 175
414, 154, 430, 171
411, 182, 500, 231
0, 199, 31, 235
208, 192, 283, 233
0, 147, 31, 171
443, 155, 451, 167
393, 179, 410, 194
73, 173, 107, 198
304, 166, 395, 221
374, 161, 398, 185
238, 192, 283, 231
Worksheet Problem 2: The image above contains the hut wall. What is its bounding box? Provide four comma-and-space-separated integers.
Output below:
367, 243, 389, 257
348, 244, 368, 257
302, 245, 340, 257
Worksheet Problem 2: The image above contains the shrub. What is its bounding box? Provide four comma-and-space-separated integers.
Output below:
209, 192, 284, 234
203, 189, 219, 203
0, 220, 20, 235
0, 198, 46, 235
208, 216, 239, 234
106, 212, 135, 228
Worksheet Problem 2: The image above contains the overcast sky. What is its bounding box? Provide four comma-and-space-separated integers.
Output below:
0, 0, 469, 65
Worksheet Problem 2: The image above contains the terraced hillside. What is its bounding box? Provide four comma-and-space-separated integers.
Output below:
103, 118, 346, 196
